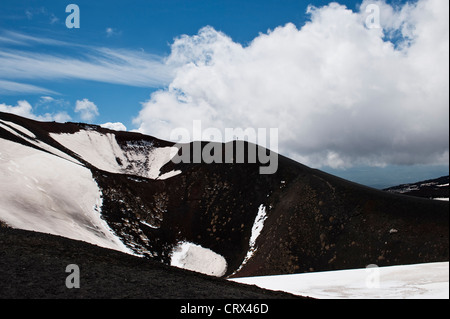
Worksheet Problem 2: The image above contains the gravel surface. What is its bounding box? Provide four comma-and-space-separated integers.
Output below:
0, 227, 303, 299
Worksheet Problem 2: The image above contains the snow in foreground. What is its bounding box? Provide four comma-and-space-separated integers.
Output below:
230, 262, 449, 299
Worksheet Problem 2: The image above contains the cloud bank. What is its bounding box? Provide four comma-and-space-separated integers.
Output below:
134, 0, 449, 168
0, 100, 70, 123
100, 122, 127, 131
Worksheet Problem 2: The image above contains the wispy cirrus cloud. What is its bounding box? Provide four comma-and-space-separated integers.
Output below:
0, 48, 173, 86
0, 30, 174, 95
0, 30, 70, 46
105, 27, 121, 38
0, 79, 58, 95
24, 6, 59, 25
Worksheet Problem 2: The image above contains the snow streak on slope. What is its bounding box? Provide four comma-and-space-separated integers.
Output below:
232, 204, 268, 275
0, 137, 131, 254
231, 262, 449, 299
0, 120, 36, 139
0, 120, 80, 165
50, 131, 181, 180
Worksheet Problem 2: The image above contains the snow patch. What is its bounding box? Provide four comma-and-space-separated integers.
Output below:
250, 205, 268, 248
0, 121, 80, 165
0, 120, 36, 139
157, 169, 182, 180
50, 131, 126, 173
170, 241, 227, 277
0, 137, 131, 254
50, 131, 181, 179
140, 220, 159, 229
145, 146, 181, 179
231, 262, 449, 299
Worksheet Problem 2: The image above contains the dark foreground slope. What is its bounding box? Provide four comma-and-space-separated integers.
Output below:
0, 227, 301, 299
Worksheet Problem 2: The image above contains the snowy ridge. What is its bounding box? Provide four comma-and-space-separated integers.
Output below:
50, 131, 181, 180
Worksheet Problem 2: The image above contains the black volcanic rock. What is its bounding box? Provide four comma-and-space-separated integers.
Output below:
0, 227, 301, 299
1, 111, 448, 280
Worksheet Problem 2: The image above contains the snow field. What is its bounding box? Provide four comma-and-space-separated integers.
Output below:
0, 120, 81, 165
0, 137, 131, 254
230, 262, 449, 299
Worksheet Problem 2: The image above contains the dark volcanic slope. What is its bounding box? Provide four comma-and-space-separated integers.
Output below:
233, 166, 448, 277
1, 111, 449, 279
0, 227, 301, 299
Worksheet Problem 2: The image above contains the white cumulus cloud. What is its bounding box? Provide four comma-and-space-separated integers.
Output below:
100, 122, 127, 131
74, 99, 99, 122
133, 0, 449, 168
0, 100, 71, 122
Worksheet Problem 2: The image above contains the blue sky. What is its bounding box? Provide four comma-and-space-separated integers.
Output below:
0, 0, 448, 188
0, 0, 365, 126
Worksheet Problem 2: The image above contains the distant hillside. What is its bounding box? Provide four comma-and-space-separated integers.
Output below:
384, 176, 449, 201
